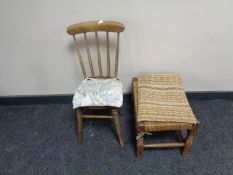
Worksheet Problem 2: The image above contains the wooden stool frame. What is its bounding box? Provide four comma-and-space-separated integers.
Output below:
132, 78, 199, 157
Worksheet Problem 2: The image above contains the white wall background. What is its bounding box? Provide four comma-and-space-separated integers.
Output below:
0, 0, 233, 96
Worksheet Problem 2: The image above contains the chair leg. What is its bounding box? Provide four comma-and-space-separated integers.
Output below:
136, 132, 144, 157
182, 125, 198, 156
77, 108, 83, 144
112, 109, 124, 148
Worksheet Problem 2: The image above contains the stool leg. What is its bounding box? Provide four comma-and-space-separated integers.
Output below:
77, 108, 83, 144
136, 132, 144, 157
182, 125, 198, 156
112, 109, 124, 148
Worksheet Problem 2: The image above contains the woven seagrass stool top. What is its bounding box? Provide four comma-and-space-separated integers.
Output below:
137, 73, 197, 124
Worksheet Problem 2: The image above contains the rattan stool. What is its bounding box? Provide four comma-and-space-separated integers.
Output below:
132, 73, 199, 157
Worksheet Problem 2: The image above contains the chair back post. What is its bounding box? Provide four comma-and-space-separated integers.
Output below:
67, 20, 125, 79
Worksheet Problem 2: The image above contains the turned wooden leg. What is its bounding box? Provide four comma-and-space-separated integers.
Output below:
182, 125, 198, 156
112, 109, 124, 148
136, 131, 144, 157
77, 108, 83, 144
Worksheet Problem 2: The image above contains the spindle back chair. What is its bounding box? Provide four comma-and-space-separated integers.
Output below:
67, 20, 125, 147
67, 20, 124, 79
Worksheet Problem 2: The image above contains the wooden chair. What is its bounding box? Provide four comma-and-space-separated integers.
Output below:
67, 20, 125, 147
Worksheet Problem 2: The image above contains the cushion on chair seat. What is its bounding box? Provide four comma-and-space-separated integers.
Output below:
73, 78, 123, 108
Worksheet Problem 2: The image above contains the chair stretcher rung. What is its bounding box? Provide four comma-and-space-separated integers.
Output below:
82, 115, 113, 119
144, 142, 185, 149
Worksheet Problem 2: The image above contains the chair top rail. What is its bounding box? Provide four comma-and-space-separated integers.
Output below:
67, 20, 125, 35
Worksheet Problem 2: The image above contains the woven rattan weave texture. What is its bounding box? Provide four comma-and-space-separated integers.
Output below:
137, 73, 197, 124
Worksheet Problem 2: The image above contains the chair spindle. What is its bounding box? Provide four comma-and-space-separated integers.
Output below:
114, 33, 120, 78
95, 32, 103, 77
106, 32, 110, 78
72, 35, 87, 79
84, 32, 95, 77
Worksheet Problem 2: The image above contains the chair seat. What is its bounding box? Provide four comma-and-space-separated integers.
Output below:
73, 78, 123, 108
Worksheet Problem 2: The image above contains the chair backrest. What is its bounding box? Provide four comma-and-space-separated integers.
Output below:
67, 20, 125, 79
